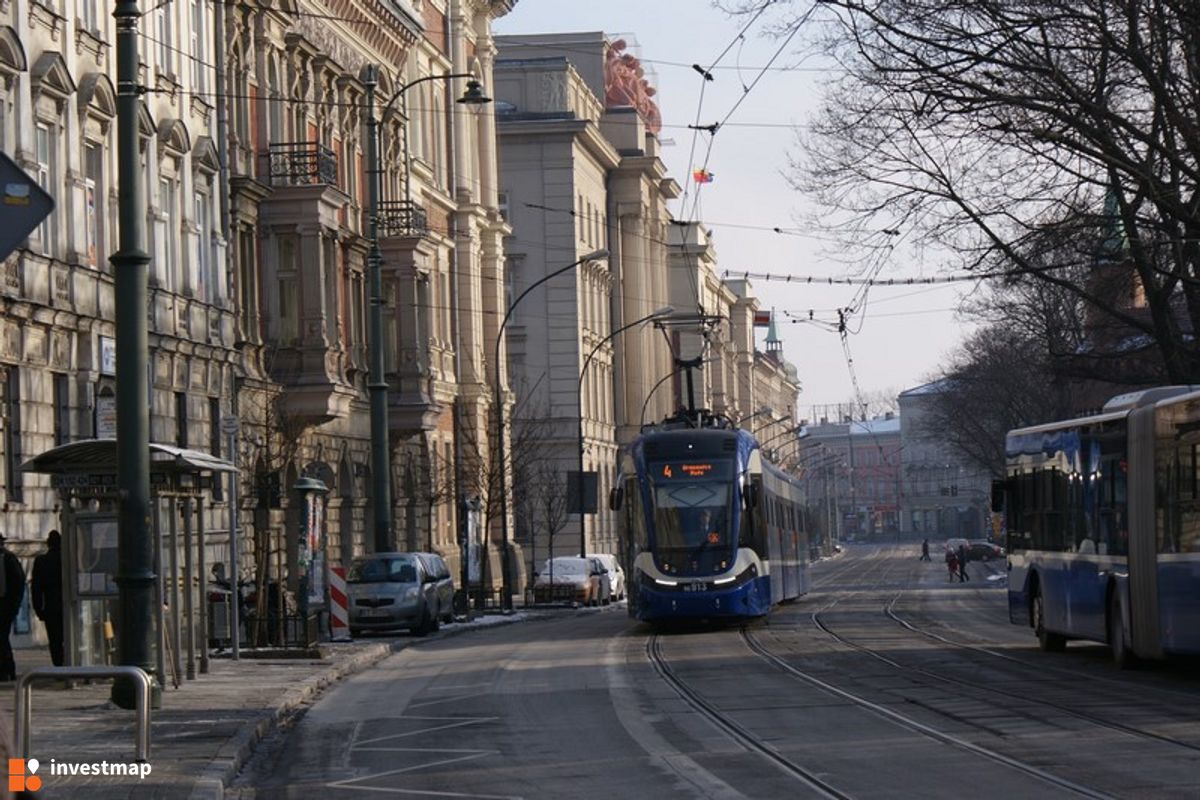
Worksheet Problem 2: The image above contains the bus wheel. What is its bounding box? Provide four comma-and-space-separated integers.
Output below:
1033, 590, 1066, 652
1108, 592, 1135, 670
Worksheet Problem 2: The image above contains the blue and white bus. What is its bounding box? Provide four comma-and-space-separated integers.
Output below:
999, 386, 1200, 666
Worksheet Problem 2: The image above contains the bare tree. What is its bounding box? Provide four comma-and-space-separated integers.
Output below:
238, 383, 310, 646
456, 398, 560, 596
735, 0, 1200, 381
530, 459, 572, 568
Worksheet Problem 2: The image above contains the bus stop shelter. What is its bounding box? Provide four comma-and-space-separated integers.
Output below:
20, 439, 236, 688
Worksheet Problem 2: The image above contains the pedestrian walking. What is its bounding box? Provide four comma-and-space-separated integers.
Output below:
31, 530, 64, 666
946, 549, 958, 581
920, 538, 931, 562
0, 534, 26, 680
957, 544, 970, 583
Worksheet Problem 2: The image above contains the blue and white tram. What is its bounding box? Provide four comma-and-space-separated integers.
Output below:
612, 419, 811, 622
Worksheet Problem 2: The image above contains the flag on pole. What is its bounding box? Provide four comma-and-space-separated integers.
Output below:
692, 169, 714, 184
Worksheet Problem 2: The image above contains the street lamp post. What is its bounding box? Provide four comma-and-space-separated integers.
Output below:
576, 306, 674, 557
494, 249, 608, 610
362, 66, 490, 552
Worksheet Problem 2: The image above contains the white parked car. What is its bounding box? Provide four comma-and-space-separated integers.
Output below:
588, 553, 625, 601
533, 556, 609, 606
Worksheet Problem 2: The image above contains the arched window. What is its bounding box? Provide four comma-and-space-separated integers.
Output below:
192, 136, 221, 304
267, 58, 283, 143
78, 72, 116, 270
0, 27, 26, 157
156, 118, 191, 293
29, 51, 76, 259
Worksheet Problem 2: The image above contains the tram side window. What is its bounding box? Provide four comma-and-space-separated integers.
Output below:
625, 477, 648, 553
739, 476, 766, 554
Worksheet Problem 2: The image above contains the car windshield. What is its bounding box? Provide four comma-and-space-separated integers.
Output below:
348, 557, 418, 584
648, 460, 733, 552
543, 558, 587, 575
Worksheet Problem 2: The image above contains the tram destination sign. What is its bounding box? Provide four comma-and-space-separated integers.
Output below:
0, 152, 55, 262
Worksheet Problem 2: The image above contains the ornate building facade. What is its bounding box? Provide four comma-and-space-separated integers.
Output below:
494, 32, 679, 561
0, 0, 517, 647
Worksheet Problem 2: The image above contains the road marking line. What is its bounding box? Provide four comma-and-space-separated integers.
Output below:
355, 716, 496, 745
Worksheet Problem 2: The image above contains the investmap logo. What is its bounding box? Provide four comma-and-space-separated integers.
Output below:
8, 758, 42, 793
9, 756, 152, 790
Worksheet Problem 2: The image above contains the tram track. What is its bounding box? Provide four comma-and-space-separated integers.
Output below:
738, 626, 1114, 800
808, 597, 1200, 756
883, 593, 1200, 706
807, 550, 1200, 755
645, 633, 852, 800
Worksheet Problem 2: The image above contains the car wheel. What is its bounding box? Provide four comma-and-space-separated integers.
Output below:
1033, 589, 1066, 652
1108, 591, 1135, 669
415, 606, 434, 637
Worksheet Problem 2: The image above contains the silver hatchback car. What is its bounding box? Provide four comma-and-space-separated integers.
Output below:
347, 552, 445, 636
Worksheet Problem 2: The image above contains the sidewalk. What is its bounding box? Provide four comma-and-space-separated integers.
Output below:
0, 610, 543, 799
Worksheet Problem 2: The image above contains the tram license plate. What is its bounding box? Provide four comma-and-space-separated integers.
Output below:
682, 582, 710, 592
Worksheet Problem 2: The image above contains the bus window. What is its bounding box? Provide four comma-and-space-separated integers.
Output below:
1097, 458, 1129, 556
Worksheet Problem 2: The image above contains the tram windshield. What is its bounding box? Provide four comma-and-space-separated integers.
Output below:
648, 459, 734, 551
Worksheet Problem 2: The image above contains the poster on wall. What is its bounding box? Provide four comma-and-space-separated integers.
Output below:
307, 496, 325, 605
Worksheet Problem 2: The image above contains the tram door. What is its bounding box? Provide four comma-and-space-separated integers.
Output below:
65, 512, 120, 666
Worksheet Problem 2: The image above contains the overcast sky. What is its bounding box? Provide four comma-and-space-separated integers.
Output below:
494, 1, 976, 418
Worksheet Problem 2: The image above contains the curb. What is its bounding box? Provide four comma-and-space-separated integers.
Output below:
188, 608, 546, 799
187, 641, 390, 800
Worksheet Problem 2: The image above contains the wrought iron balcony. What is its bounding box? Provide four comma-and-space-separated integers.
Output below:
268, 141, 338, 187
377, 199, 429, 238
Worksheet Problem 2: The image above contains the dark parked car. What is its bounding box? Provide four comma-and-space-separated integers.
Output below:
965, 541, 1004, 561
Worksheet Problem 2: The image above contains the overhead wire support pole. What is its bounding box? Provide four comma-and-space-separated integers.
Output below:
112, 0, 160, 710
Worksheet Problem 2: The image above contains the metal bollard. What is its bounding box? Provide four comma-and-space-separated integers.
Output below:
15, 666, 152, 762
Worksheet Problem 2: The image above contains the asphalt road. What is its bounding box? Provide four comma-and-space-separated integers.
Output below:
235, 544, 1200, 799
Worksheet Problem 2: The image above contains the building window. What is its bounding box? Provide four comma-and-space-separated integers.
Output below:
78, 0, 99, 33
190, 0, 206, 92
175, 391, 188, 447
209, 396, 224, 500
157, 3, 174, 77
157, 177, 179, 290
84, 142, 105, 268
35, 123, 55, 255
4, 368, 21, 502
195, 189, 212, 302
53, 373, 70, 446
277, 236, 299, 343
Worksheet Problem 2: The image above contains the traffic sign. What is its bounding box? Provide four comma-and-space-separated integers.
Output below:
220, 414, 240, 436
0, 151, 54, 262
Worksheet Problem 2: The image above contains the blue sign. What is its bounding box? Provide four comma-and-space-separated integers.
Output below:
0, 151, 55, 262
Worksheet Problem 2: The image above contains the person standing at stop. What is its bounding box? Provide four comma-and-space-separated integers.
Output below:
32, 530, 65, 666
0, 534, 26, 680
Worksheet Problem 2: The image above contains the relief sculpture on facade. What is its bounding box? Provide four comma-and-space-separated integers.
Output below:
603, 38, 662, 134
